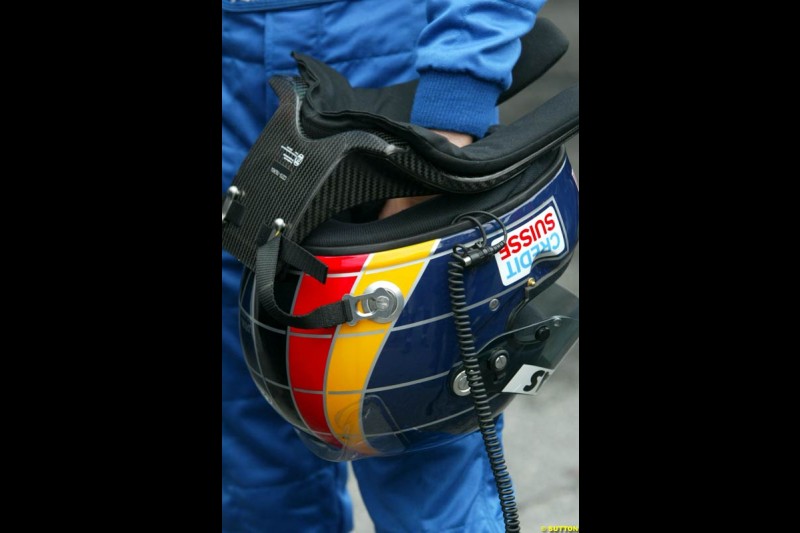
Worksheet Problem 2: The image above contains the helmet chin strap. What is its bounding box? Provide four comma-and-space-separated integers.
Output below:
253, 219, 356, 329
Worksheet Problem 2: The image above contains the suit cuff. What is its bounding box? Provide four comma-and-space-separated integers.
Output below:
410, 70, 502, 139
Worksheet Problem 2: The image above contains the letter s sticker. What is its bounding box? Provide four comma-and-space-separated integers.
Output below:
523, 370, 551, 392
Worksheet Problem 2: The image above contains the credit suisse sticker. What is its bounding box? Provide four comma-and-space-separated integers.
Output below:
492, 202, 567, 286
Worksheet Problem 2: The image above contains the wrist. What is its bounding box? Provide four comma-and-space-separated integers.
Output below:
410, 70, 502, 139
429, 129, 473, 147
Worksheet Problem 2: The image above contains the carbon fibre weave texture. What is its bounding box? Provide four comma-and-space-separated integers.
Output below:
221, 77, 397, 270
294, 153, 434, 241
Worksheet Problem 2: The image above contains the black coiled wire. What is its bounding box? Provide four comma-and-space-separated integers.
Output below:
448, 212, 520, 532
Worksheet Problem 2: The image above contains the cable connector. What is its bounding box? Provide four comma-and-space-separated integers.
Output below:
454, 241, 506, 267
451, 211, 509, 268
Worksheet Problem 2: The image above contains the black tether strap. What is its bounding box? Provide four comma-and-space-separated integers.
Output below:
255, 228, 353, 329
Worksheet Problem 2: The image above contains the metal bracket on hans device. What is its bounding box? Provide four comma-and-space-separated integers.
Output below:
221, 186, 244, 225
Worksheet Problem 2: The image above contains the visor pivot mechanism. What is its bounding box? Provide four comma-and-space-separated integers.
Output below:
490, 350, 509, 371
535, 326, 551, 341
451, 370, 471, 396
342, 281, 404, 326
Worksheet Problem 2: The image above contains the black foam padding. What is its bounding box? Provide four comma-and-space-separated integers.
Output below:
297, 54, 578, 177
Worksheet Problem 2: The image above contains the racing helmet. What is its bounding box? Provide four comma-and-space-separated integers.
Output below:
222, 20, 579, 462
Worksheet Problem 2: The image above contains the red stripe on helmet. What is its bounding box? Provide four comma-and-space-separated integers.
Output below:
288, 253, 370, 449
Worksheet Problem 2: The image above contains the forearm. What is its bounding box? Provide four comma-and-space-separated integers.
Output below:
411, 0, 547, 138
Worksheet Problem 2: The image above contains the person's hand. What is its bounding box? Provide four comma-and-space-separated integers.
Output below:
378, 129, 473, 219
429, 129, 473, 148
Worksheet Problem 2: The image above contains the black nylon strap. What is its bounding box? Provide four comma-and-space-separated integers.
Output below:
255, 231, 352, 329
255, 222, 328, 283
279, 237, 328, 283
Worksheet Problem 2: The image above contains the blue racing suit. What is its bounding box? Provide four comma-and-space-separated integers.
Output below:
222, 1, 545, 531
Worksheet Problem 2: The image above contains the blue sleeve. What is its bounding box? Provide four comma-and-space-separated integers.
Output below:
410, 0, 547, 139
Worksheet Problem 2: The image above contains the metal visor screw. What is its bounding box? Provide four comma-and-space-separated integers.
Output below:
453, 370, 471, 396
492, 352, 509, 371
